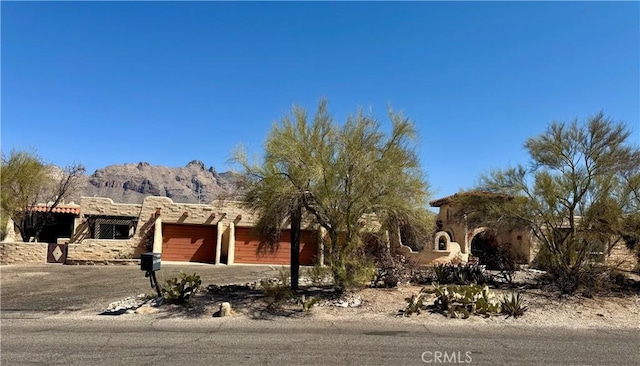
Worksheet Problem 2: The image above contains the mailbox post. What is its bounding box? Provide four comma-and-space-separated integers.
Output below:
141, 252, 162, 297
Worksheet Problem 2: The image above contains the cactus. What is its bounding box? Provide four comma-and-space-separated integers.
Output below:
161, 271, 202, 305
403, 288, 429, 316
429, 283, 502, 318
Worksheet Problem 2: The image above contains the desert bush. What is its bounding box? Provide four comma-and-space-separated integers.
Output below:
428, 283, 502, 319
365, 235, 401, 288
409, 268, 435, 285
538, 260, 615, 296
331, 252, 377, 292
305, 264, 332, 286
500, 292, 528, 318
297, 295, 319, 312
486, 243, 525, 285
260, 267, 293, 305
161, 271, 202, 305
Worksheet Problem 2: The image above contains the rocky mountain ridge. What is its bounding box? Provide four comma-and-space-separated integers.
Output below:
76, 160, 241, 204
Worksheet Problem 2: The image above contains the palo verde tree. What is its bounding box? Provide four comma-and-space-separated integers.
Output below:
1, 150, 85, 242
467, 112, 640, 294
234, 100, 432, 291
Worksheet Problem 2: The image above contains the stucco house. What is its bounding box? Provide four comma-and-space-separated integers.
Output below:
1, 196, 322, 266
2, 192, 636, 271
395, 192, 638, 271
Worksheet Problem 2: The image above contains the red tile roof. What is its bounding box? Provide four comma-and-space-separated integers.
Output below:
429, 191, 511, 207
32, 205, 81, 215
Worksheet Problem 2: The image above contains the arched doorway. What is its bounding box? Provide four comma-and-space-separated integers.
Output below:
470, 230, 500, 268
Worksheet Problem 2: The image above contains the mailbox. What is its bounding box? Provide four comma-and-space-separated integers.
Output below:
141, 252, 161, 272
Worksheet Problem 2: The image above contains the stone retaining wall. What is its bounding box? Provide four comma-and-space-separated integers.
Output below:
0, 242, 47, 265
66, 239, 140, 261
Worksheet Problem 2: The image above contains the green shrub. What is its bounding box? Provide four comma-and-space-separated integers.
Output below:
260, 267, 293, 305
331, 255, 377, 292
161, 271, 202, 305
428, 283, 502, 319
305, 264, 332, 286
297, 295, 319, 312
500, 292, 528, 318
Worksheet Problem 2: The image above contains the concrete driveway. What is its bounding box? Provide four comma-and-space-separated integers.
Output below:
0, 263, 280, 317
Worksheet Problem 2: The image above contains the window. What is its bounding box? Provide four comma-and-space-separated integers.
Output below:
89, 217, 135, 240
98, 224, 130, 239
438, 236, 447, 251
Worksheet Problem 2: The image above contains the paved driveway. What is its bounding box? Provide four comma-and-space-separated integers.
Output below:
0, 263, 280, 317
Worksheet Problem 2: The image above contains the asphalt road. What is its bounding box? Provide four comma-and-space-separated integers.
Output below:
1, 263, 281, 316
2, 316, 639, 366
2, 264, 639, 365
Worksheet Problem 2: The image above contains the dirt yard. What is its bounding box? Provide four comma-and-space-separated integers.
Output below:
165, 280, 640, 329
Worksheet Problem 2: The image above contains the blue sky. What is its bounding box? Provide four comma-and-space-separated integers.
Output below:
2, 1, 639, 200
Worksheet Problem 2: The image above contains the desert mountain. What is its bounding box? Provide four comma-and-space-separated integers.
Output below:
77, 160, 241, 204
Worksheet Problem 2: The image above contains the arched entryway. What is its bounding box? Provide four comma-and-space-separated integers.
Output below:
470, 229, 500, 268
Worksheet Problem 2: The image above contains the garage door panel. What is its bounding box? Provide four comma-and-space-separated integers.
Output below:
162, 224, 216, 263
234, 228, 317, 265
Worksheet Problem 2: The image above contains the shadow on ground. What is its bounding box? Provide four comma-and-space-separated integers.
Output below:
154, 283, 344, 320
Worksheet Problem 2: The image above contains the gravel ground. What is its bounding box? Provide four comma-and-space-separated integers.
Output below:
160, 280, 640, 329
3, 264, 639, 329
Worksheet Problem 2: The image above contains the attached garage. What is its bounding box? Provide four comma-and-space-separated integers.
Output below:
234, 228, 318, 265
162, 224, 217, 263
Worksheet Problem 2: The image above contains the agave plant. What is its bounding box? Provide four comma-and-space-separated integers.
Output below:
434, 264, 450, 283
500, 292, 528, 318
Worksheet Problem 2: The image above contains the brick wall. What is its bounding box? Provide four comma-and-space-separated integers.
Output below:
0, 242, 47, 265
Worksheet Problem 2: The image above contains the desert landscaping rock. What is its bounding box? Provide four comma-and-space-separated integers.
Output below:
103, 296, 145, 315
220, 302, 232, 317
103, 296, 163, 315
331, 293, 363, 308
135, 306, 160, 315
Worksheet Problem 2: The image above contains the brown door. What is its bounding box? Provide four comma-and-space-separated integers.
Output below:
162, 224, 217, 263
234, 228, 317, 265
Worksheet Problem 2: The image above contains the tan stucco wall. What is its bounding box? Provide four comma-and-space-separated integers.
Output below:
434, 203, 468, 252
429, 200, 545, 266
397, 240, 469, 265
0, 242, 47, 265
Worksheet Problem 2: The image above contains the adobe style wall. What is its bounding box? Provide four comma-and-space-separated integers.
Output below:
80, 197, 143, 217
67, 239, 138, 261
0, 242, 47, 265
69, 196, 298, 263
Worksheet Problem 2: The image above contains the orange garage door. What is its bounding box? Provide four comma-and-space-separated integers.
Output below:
162, 224, 217, 263
234, 228, 317, 265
